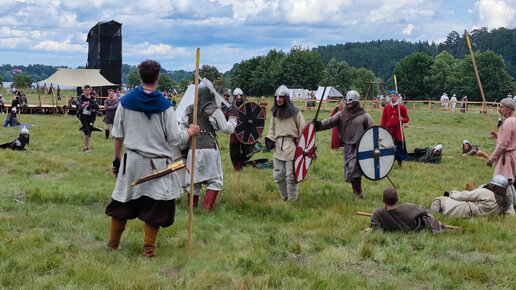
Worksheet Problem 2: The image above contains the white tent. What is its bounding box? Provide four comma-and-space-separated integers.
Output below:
315, 86, 343, 100
39, 68, 117, 87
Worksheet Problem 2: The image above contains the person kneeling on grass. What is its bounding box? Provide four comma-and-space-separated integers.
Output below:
430, 175, 515, 218
370, 188, 444, 233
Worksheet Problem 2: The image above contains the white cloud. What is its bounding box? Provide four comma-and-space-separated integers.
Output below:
470, 0, 516, 28
0, 37, 28, 48
33, 40, 87, 53
125, 42, 187, 58
402, 24, 415, 35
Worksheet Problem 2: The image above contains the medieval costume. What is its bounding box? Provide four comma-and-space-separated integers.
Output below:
330, 101, 345, 149
266, 85, 306, 201
105, 80, 192, 256
182, 78, 236, 210
462, 139, 489, 160
3, 107, 21, 127
371, 203, 443, 233
314, 90, 373, 198
430, 175, 515, 218
407, 144, 443, 164
227, 88, 256, 170
488, 98, 516, 209
381, 91, 409, 166
103, 91, 119, 139
76, 89, 101, 151
0, 126, 30, 150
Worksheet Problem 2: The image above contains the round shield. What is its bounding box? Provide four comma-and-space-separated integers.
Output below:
294, 122, 316, 183
235, 102, 265, 144
357, 126, 396, 180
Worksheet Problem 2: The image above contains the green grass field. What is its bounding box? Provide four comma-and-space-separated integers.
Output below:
0, 105, 514, 289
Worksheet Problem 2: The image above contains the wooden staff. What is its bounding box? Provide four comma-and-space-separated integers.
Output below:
393, 75, 405, 149
188, 48, 200, 248
356, 211, 461, 230
36, 83, 42, 107
464, 30, 494, 132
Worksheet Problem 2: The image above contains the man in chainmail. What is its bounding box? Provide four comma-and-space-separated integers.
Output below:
182, 78, 237, 210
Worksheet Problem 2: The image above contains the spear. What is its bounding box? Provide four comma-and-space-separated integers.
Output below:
188, 48, 200, 248
464, 30, 494, 132
393, 75, 405, 149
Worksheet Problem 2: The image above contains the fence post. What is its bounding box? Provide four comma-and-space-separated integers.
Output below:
412, 102, 416, 111
428, 101, 431, 112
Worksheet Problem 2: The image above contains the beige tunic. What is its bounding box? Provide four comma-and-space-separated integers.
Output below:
267, 111, 306, 161
441, 188, 504, 218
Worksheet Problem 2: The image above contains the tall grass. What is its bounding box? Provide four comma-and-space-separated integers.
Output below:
0, 106, 514, 289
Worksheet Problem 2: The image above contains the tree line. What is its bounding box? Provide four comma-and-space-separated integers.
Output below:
227, 27, 516, 101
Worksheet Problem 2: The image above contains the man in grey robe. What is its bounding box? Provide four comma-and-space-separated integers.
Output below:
313, 90, 374, 198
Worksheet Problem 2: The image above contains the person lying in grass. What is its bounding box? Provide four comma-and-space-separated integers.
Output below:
461, 139, 489, 160
430, 175, 515, 218
370, 188, 443, 233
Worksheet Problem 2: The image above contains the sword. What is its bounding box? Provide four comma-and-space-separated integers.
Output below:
130, 160, 185, 187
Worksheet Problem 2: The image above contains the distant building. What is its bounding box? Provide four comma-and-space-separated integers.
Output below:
11, 69, 22, 74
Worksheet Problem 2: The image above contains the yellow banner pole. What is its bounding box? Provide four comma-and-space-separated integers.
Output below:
188, 48, 200, 248
464, 30, 494, 132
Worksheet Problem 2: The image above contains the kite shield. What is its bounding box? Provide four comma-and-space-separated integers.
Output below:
357, 126, 396, 181
294, 122, 316, 183
235, 102, 265, 144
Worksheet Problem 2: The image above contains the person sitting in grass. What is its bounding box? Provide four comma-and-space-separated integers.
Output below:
370, 188, 443, 233
3, 107, 21, 127
407, 144, 443, 164
430, 175, 515, 218
461, 139, 489, 160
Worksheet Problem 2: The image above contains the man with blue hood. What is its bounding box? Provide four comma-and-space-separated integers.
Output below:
105, 60, 200, 257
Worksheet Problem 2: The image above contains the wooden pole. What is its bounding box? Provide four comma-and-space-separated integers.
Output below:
464, 30, 494, 132
188, 48, 200, 248
393, 75, 405, 149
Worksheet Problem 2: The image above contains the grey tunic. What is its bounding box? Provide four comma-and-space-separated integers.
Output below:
371, 203, 443, 233
111, 106, 189, 202
320, 108, 373, 182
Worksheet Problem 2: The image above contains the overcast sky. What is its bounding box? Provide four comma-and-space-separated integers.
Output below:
1, 0, 515, 73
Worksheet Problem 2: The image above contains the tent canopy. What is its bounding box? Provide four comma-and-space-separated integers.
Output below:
315, 86, 343, 100
39, 68, 117, 87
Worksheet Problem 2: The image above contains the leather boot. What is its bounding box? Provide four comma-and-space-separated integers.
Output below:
105, 129, 110, 140
352, 182, 364, 198
143, 223, 159, 257
233, 162, 242, 171
108, 218, 127, 250
203, 190, 219, 211
187, 193, 199, 208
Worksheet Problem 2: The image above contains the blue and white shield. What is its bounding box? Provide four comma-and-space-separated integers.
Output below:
357, 126, 395, 181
